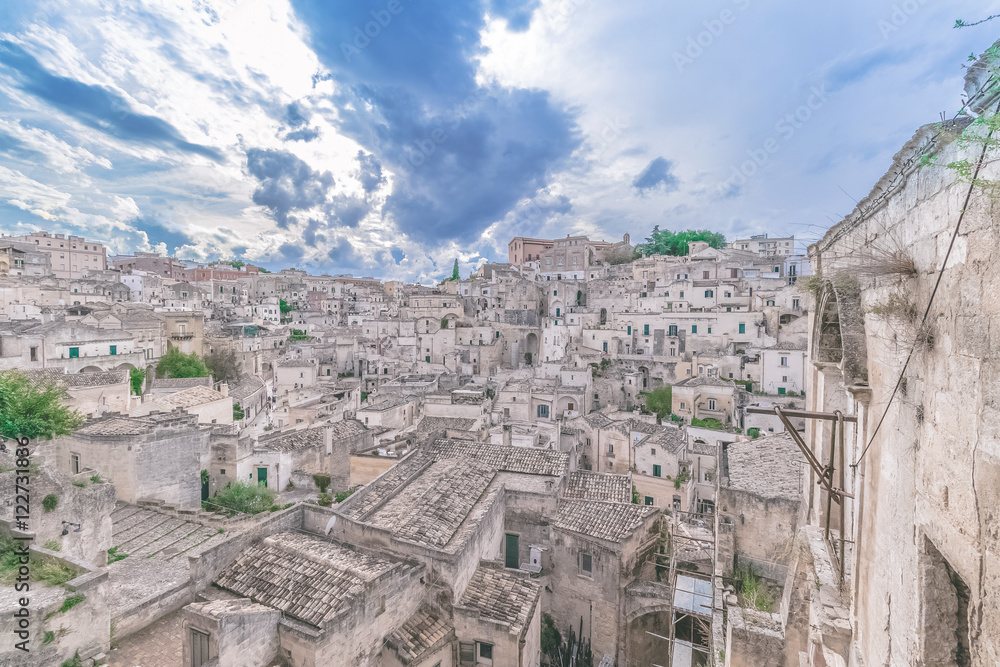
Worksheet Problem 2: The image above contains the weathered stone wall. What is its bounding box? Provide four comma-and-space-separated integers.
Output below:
806, 70, 1000, 665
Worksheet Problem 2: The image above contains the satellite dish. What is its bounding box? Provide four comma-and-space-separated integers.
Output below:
324, 516, 337, 535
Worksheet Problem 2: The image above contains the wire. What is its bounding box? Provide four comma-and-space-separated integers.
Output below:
852, 101, 998, 468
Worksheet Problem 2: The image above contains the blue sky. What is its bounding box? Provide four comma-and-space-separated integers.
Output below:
0, 0, 998, 281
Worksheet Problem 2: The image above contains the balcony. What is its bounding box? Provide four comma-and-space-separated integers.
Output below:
171, 332, 195, 340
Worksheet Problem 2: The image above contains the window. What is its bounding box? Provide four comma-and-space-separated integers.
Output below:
653, 464, 662, 477
778, 387, 786, 395
69, 347, 79, 359
705, 290, 714, 297
478, 642, 494, 664
708, 399, 717, 410
767, 300, 775, 306
29, 347, 37, 362
555, 308, 560, 317
680, 291, 684, 298
460, 642, 476, 664
608, 443, 614, 455
781, 356, 788, 367
668, 325, 677, 336
691, 325, 697, 334
707, 327, 712, 334
70, 453, 80, 475
703, 270, 710, 279
680, 402, 686, 409
537, 404, 550, 418
579, 552, 593, 576
738, 323, 746, 334
645, 496, 654, 505
643, 324, 649, 336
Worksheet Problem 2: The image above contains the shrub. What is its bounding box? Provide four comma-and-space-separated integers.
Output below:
107, 547, 128, 564
43, 494, 58, 512
732, 563, 775, 612
691, 417, 725, 430
90, 474, 102, 484
317, 493, 333, 507
233, 402, 244, 421
747, 427, 761, 439
334, 489, 356, 503
644, 387, 672, 421
674, 470, 691, 489
312, 474, 331, 494
206, 481, 276, 515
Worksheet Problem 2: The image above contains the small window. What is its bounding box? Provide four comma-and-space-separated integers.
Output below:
644, 496, 654, 505
608, 443, 614, 455
708, 399, 717, 410
537, 404, 550, 419
478, 642, 494, 664
781, 356, 788, 367
579, 552, 593, 576
653, 464, 662, 477
739, 323, 746, 334
70, 453, 80, 475
460, 642, 476, 664
691, 325, 697, 334
220, 468, 226, 475
643, 324, 649, 336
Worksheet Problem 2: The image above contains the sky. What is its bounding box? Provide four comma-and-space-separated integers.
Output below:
0, 1, 998, 282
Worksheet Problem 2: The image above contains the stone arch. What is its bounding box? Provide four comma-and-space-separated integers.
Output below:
525, 333, 539, 366
115, 362, 136, 371
812, 281, 868, 386
638, 366, 650, 390
80, 365, 103, 373
599, 308, 607, 325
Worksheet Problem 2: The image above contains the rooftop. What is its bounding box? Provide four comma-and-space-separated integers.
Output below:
553, 500, 657, 543
673, 376, 736, 389
155, 385, 227, 408
456, 564, 541, 636
77, 411, 199, 436
363, 458, 497, 549
229, 374, 265, 400
214, 531, 415, 628
430, 438, 569, 477
385, 604, 453, 664
564, 471, 632, 503
258, 420, 368, 452
725, 432, 806, 501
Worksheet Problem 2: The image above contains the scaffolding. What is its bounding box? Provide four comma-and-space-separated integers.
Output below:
627, 509, 716, 667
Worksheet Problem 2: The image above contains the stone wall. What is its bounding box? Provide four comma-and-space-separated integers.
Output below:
805, 60, 1000, 665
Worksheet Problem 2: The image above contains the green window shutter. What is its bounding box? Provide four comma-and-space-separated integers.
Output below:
110, 345, 117, 355
644, 325, 650, 336
691, 325, 697, 334
69, 347, 79, 358
627, 326, 631, 335
653, 465, 661, 477
739, 323, 746, 334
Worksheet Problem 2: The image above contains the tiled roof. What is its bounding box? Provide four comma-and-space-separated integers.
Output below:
156, 385, 226, 408
153, 377, 210, 389
643, 426, 686, 455
628, 419, 659, 434
673, 376, 734, 389
430, 439, 569, 477
77, 411, 197, 436
456, 565, 540, 635
564, 471, 632, 503
553, 500, 657, 543
214, 532, 411, 628
62, 369, 129, 388
725, 432, 805, 501
229, 374, 264, 400
417, 416, 477, 433
258, 420, 368, 452
386, 605, 453, 664
583, 412, 615, 429
342, 451, 434, 520
364, 459, 497, 548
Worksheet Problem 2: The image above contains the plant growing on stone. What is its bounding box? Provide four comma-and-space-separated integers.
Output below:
317, 492, 333, 507
43, 494, 58, 512
206, 481, 276, 515
129, 367, 145, 395
43, 540, 60, 551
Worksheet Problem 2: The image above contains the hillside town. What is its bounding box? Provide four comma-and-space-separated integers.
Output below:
1, 26, 1000, 667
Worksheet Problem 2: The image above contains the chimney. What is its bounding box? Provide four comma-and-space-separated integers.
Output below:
220, 383, 229, 397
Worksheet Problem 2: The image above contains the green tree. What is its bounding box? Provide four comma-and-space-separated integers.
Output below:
451, 259, 460, 281
279, 299, 292, 315
129, 367, 146, 396
155, 348, 209, 379
636, 227, 727, 257
541, 613, 562, 662
644, 386, 672, 421
205, 349, 241, 384
0, 371, 84, 440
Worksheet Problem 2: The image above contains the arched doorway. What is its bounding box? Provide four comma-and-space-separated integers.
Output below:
600, 308, 607, 325
525, 333, 539, 366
